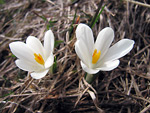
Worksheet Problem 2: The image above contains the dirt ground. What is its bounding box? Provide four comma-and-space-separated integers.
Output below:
0, 0, 150, 113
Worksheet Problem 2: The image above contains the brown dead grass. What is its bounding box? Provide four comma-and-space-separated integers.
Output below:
0, 0, 150, 113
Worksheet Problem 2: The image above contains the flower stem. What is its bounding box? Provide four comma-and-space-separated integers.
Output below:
85, 73, 94, 84
49, 65, 53, 74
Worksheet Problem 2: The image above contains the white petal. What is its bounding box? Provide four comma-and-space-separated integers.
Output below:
9, 42, 35, 63
75, 40, 91, 67
81, 61, 100, 74
15, 59, 42, 72
31, 69, 49, 79
45, 53, 54, 68
26, 36, 45, 59
102, 39, 134, 62
76, 23, 94, 55
44, 30, 54, 58
97, 60, 120, 71
94, 27, 114, 58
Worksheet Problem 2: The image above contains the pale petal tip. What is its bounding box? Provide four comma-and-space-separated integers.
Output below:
131, 39, 135, 45
45, 54, 54, 68
76, 23, 90, 29
9, 42, 12, 48
9, 42, 25, 55
76, 23, 90, 34
9, 43, 13, 52
104, 60, 120, 71
124, 39, 135, 50
81, 61, 100, 74
46, 29, 53, 34
26, 36, 38, 44
103, 27, 114, 38
31, 69, 49, 79
130, 40, 135, 49
44, 29, 54, 39
9, 42, 17, 49
44, 29, 55, 58
103, 27, 114, 32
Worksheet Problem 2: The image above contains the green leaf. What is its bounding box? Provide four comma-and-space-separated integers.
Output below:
0, 0, 5, 4
53, 56, 57, 72
90, 5, 105, 29
47, 20, 57, 30
11, 54, 16, 58
69, 8, 77, 39
54, 40, 63, 48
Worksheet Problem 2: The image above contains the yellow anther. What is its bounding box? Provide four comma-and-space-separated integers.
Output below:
92, 49, 101, 64
34, 53, 44, 65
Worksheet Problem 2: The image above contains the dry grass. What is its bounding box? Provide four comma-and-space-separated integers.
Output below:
0, 0, 150, 113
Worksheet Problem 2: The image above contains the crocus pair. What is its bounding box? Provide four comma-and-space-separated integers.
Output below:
9, 23, 134, 79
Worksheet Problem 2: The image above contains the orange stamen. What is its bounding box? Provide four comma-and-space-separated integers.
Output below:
92, 49, 101, 64
34, 53, 44, 65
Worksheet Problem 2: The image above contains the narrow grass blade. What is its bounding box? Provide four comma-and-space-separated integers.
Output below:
90, 5, 105, 29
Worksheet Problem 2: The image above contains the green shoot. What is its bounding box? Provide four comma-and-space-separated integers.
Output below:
11, 54, 16, 58
0, 0, 5, 4
89, 0, 104, 28
69, 8, 77, 39
90, 5, 105, 29
53, 56, 57, 73
47, 20, 57, 30
54, 40, 63, 48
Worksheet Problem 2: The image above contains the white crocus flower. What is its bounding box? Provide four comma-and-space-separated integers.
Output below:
75, 24, 134, 74
9, 30, 54, 79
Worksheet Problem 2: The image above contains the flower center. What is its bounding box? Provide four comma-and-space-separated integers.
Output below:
92, 49, 101, 64
34, 53, 44, 65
